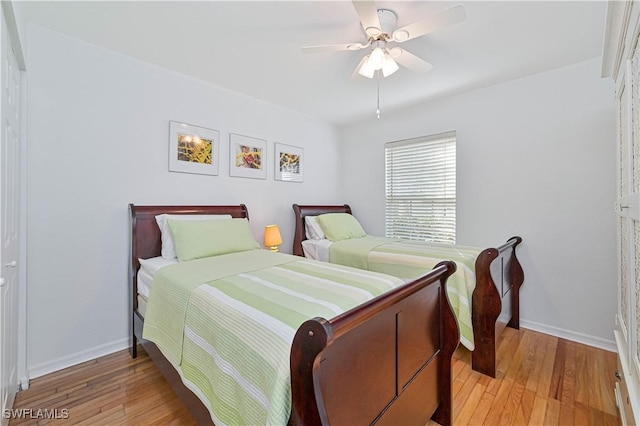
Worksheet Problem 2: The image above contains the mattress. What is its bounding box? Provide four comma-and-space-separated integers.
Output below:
301, 238, 332, 262
137, 294, 148, 317
137, 268, 153, 300
137, 256, 178, 316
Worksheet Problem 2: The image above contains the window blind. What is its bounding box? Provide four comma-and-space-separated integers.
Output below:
385, 132, 456, 244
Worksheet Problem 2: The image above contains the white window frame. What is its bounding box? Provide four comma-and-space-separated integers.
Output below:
384, 131, 456, 244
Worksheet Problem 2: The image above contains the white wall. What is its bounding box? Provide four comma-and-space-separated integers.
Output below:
24, 21, 617, 379
25, 24, 345, 377
341, 58, 617, 349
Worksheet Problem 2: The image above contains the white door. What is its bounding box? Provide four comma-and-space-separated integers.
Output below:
0, 8, 21, 424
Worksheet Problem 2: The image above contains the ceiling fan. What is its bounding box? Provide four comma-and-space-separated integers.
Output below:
302, 1, 466, 79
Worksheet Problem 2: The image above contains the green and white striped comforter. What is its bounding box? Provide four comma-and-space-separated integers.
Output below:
328, 236, 482, 350
142, 249, 403, 426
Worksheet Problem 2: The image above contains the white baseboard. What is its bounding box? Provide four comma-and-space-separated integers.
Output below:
26, 337, 129, 382
20, 321, 617, 385
520, 319, 617, 352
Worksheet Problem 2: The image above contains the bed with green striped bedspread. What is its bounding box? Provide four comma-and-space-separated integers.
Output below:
142, 249, 404, 426
328, 236, 482, 351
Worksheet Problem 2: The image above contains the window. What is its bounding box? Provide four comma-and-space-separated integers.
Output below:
385, 131, 456, 243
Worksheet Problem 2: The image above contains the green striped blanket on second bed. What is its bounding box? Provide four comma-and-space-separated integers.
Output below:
328, 236, 482, 351
142, 249, 404, 426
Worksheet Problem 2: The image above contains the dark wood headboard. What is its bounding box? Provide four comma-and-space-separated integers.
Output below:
292, 204, 352, 256
129, 204, 249, 269
128, 204, 250, 315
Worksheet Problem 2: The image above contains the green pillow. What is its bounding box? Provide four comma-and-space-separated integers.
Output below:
167, 218, 260, 262
317, 213, 367, 241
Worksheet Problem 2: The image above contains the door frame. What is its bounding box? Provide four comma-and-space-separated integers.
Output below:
0, 0, 27, 392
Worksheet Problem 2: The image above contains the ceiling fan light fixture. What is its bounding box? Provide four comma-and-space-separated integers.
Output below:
369, 47, 385, 69
358, 55, 375, 78
381, 55, 399, 77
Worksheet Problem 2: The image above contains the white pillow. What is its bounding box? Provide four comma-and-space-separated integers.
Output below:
155, 214, 232, 259
305, 216, 326, 240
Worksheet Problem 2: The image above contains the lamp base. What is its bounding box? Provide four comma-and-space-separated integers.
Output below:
269, 246, 279, 252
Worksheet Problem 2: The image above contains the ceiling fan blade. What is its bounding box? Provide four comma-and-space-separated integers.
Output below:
352, 0, 382, 37
301, 42, 368, 54
389, 47, 433, 73
392, 4, 466, 42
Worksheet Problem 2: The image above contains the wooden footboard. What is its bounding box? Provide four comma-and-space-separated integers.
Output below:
471, 236, 524, 377
290, 261, 459, 426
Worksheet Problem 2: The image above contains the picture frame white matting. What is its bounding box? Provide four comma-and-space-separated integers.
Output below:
168, 121, 220, 176
274, 143, 304, 183
229, 133, 267, 179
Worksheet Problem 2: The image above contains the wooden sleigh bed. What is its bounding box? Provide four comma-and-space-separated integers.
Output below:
129, 204, 460, 425
292, 204, 524, 378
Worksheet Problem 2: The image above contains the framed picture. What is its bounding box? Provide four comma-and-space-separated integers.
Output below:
229, 133, 267, 179
168, 121, 220, 176
275, 143, 304, 183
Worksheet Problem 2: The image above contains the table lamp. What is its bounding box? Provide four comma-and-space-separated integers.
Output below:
264, 224, 283, 252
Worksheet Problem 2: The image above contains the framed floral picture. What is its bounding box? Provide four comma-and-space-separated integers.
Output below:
275, 143, 304, 183
168, 121, 220, 176
229, 133, 267, 179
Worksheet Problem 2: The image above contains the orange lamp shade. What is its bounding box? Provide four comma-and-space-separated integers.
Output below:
264, 225, 283, 252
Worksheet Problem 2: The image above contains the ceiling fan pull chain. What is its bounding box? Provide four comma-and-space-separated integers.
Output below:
376, 70, 381, 119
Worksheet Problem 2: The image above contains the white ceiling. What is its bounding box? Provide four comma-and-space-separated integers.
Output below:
20, 1, 607, 126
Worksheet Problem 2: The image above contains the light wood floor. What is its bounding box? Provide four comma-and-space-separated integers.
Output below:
10, 327, 619, 425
